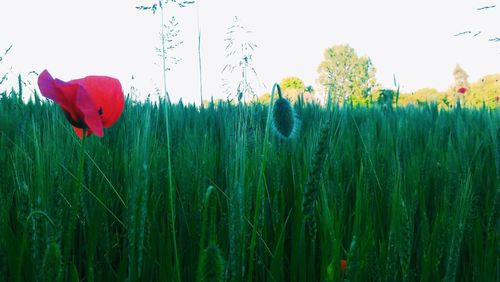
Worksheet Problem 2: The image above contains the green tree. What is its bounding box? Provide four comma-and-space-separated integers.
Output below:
317, 44, 377, 101
303, 85, 316, 103
280, 76, 305, 103
279, 76, 316, 103
281, 76, 305, 91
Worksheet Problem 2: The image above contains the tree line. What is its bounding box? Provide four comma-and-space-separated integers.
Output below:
255, 44, 498, 109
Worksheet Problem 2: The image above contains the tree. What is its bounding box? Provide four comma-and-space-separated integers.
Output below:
280, 76, 304, 103
317, 44, 377, 101
453, 64, 469, 90
279, 76, 316, 103
303, 85, 316, 103
281, 76, 305, 91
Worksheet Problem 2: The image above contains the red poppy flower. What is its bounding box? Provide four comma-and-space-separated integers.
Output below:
495, 96, 499, 102
37, 70, 124, 138
457, 87, 467, 94
341, 259, 347, 273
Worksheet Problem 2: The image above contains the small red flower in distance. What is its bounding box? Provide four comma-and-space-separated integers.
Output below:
496, 96, 499, 102
457, 87, 467, 94
37, 70, 124, 138
341, 259, 347, 273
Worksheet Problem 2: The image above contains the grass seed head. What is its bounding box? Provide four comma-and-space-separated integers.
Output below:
42, 242, 63, 282
198, 244, 225, 282
302, 122, 330, 241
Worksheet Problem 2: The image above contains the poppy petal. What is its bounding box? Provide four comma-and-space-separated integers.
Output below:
38, 70, 73, 112
37, 70, 62, 103
75, 86, 104, 137
39, 70, 84, 126
76, 76, 124, 128
52, 78, 82, 121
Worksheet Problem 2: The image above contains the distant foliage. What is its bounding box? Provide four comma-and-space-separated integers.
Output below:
317, 44, 377, 101
377, 89, 395, 108
277, 76, 314, 104
281, 76, 305, 91
395, 74, 500, 109
453, 64, 469, 90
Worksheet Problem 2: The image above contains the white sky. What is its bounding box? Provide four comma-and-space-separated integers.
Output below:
0, 0, 499, 104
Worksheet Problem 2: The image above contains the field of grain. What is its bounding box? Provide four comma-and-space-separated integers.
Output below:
0, 88, 499, 281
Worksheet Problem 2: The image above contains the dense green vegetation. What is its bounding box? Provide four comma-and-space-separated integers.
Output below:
392, 74, 500, 109
1, 87, 499, 281
320, 73, 499, 110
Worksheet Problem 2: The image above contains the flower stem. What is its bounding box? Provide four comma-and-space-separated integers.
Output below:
64, 129, 86, 278
76, 129, 87, 218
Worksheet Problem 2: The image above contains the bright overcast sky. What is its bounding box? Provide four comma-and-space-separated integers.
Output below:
0, 0, 499, 104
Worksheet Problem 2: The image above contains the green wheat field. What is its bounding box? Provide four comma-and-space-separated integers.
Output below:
1, 85, 499, 281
